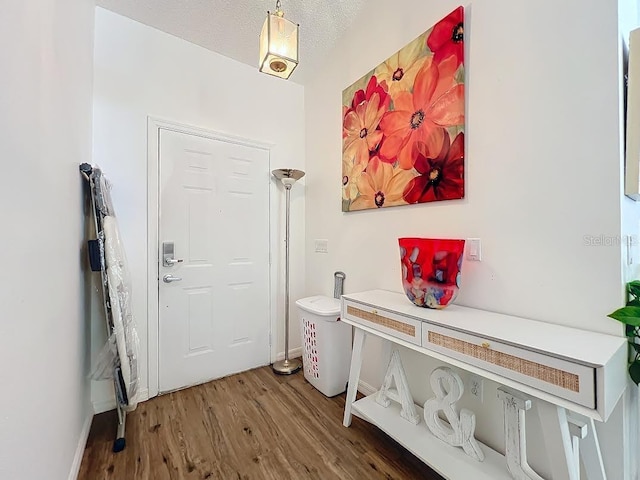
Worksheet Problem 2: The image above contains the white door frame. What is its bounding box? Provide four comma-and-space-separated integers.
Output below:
146, 116, 276, 399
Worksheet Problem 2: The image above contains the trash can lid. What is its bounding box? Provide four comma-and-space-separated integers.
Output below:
295, 295, 341, 316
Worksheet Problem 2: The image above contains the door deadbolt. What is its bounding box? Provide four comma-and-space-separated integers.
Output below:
162, 241, 184, 267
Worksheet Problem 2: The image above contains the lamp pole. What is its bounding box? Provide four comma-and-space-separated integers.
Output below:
272, 169, 304, 375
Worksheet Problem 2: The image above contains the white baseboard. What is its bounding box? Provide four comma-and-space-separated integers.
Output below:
93, 388, 149, 414
68, 411, 93, 480
275, 347, 302, 362
357, 379, 377, 396
92, 397, 115, 415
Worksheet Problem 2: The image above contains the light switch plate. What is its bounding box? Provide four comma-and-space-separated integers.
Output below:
315, 239, 328, 254
466, 238, 482, 261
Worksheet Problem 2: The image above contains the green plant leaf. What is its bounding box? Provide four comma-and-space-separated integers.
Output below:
628, 299, 640, 307
631, 342, 640, 354
629, 360, 640, 385
628, 280, 640, 298
608, 307, 640, 326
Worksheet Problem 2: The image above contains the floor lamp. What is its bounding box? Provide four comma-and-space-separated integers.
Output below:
272, 168, 305, 375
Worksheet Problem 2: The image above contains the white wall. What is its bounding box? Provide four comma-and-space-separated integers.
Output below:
92, 8, 305, 408
619, 1, 640, 478
305, 0, 628, 478
0, 1, 95, 479
620, 0, 640, 278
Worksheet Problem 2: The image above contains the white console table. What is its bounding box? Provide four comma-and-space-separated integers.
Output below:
340, 290, 628, 480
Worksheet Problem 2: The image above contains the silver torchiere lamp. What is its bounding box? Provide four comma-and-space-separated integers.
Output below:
272, 168, 305, 375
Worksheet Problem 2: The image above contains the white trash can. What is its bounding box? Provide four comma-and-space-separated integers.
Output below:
296, 295, 352, 397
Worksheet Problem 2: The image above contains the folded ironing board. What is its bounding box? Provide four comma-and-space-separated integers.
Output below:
103, 215, 139, 410
80, 163, 139, 452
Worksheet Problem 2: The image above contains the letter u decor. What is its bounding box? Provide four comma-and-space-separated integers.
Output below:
423, 367, 485, 461
497, 388, 606, 480
376, 349, 421, 424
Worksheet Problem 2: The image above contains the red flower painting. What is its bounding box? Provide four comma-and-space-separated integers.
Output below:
403, 130, 464, 203
348, 75, 390, 113
427, 6, 464, 67
378, 55, 463, 169
341, 7, 465, 212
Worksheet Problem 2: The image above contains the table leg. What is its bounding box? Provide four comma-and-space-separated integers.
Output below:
571, 415, 606, 480
537, 402, 575, 480
343, 328, 366, 427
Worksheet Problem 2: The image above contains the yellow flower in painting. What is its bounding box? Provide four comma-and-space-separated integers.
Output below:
343, 92, 387, 167
342, 154, 366, 202
374, 34, 429, 97
350, 157, 416, 210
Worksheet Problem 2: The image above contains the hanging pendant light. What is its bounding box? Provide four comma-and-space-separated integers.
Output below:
259, 0, 299, 79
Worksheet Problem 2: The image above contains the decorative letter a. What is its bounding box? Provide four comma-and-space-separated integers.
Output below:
376, 349, 420, 425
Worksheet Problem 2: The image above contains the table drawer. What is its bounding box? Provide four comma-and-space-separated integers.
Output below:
422, 324, 596, 408
343, 300, 422, 346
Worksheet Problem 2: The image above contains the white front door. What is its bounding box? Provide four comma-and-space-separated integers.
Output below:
158, 129, 270, 393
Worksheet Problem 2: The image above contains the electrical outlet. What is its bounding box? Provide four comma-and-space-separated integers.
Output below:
468, 374, 483, 402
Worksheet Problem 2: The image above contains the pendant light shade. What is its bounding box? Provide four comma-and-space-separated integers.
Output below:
259, 1, 299, 79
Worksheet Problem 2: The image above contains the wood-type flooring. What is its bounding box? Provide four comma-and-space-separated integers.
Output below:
78, 365, 443, 480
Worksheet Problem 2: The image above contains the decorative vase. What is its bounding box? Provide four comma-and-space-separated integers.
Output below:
398, 238, 465, 309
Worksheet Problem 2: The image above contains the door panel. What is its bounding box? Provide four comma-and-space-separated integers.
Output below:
158, 129, 270, 393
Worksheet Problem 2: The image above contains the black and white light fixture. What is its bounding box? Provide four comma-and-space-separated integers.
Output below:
259, 0, 299, 79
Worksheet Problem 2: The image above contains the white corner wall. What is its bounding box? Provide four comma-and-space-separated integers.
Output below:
92, 8, 305, 408
619, 1, 640, 479
305, 0, 628, 478
0, 1, 95, 479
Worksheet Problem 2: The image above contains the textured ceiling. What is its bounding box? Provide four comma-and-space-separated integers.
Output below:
96, 0, 367, 83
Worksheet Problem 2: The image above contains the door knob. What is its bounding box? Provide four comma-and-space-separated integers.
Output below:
163, 274, 183, 283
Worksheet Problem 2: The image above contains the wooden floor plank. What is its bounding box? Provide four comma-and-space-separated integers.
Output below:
78, 366, 444, 480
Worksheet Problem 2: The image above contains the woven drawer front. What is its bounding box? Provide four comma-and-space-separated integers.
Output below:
343, 302, 421, 345
423, 325, 596, 408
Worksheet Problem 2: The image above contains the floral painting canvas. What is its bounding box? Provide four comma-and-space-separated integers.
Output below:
342, 7, 465, 212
